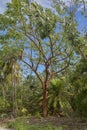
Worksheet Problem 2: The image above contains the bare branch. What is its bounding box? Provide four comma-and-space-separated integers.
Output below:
49, 36, 54, 57
52, 57, 70, 75
22, 59, 44, 85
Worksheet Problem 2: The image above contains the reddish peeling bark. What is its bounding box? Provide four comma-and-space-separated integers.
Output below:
42, 82, 48, 117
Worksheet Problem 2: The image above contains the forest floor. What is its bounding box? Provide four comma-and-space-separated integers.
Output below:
0, 116, 87, 130
27, 116, 87, 130
0, 127, 10, 130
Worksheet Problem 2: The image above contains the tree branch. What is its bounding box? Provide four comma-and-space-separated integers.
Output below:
22, 59, 44, 85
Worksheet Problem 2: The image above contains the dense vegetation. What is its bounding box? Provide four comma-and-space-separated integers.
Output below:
0, 1, 87, 127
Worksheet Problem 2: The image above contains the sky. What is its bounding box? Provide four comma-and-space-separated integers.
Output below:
0, 0, 87, 32
0, 0, 11, 14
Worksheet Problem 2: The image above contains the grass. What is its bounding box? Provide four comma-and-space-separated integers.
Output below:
7, 117, 67, 130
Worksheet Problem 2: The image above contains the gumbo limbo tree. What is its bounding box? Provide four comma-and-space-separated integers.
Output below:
0, 0, 74, 117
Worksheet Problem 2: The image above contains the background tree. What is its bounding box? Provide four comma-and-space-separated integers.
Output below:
0, 47, 22, 117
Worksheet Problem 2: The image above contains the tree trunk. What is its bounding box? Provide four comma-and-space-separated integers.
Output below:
42, 83, 48, 117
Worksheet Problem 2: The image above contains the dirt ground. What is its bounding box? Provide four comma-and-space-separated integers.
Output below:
27, 116, 87, 130
1, 116, 87, 130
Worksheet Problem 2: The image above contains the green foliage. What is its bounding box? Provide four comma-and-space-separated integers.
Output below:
70, 59, 87, 94
48, 78, 71, 115
69, 59, 87, 117
84, 127, 87, 130
34, 8, 57, 39
72, 89, 87, 117
7, 119, 29, 130
63, 15, 79, 47
21, 108, 28, 116
0, 97, 10, 113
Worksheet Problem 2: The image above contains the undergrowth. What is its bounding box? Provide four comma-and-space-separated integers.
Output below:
7, 117, 67, 130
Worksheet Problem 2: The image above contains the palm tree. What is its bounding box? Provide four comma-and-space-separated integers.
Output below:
0, 57, 21, 116
48, 78, 70, 116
